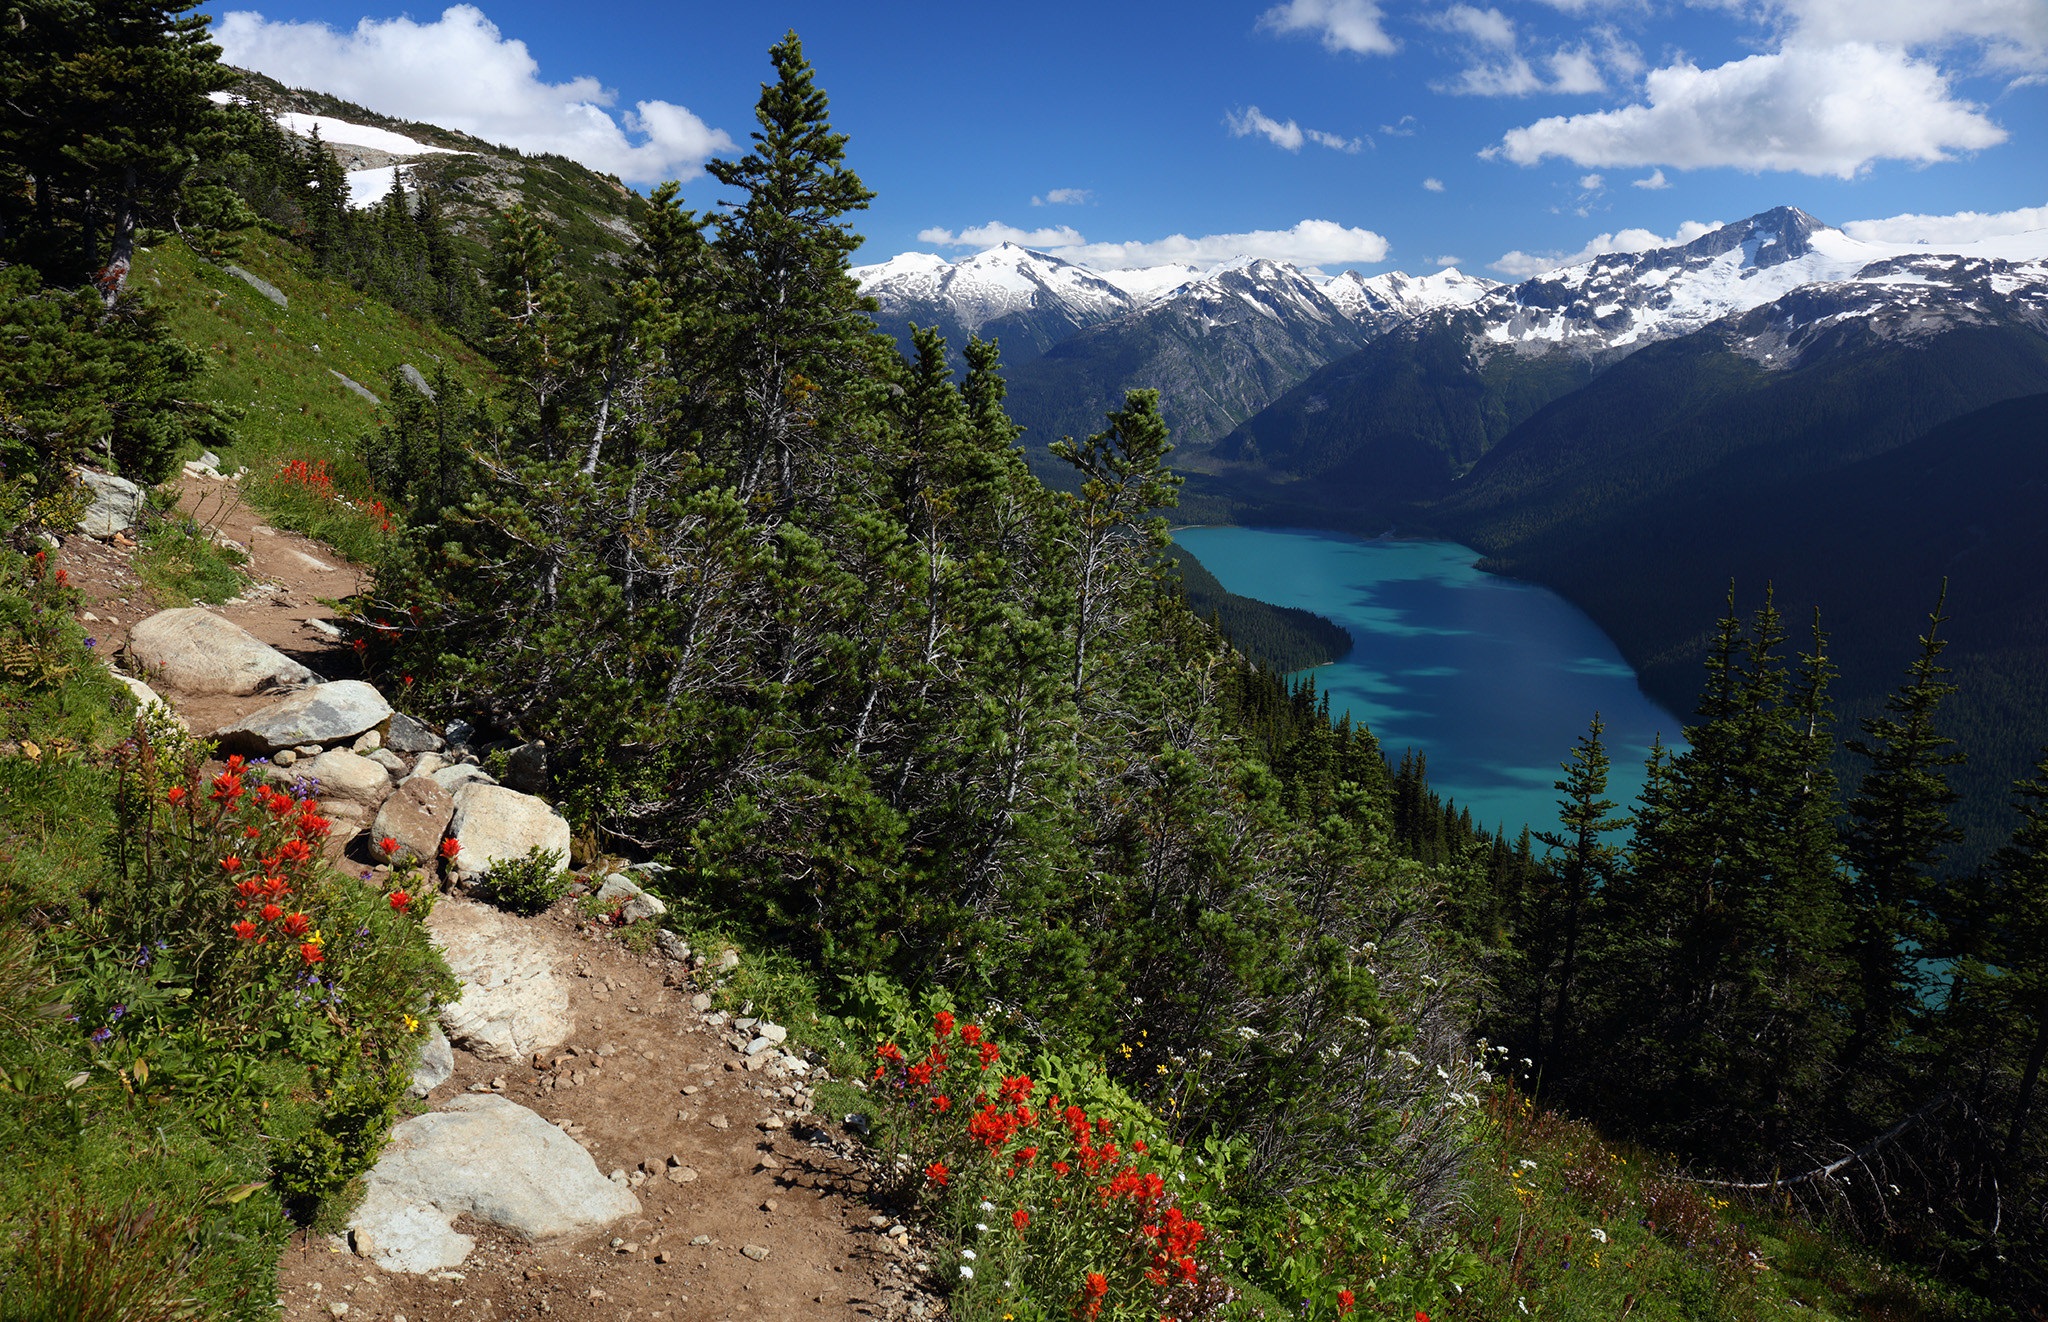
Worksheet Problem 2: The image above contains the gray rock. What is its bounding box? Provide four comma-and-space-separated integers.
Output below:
368, 748, 407, 775
429, 763, 496, 794
594, 873, 665, 924
215, 680, 391, 753
387, 712, 444, 754
444, 718, 476, 747
404, 751, 448, 782
108, 671, 177, 722
348, 1095, 638, 1274
431, 899, 572, 1062
353, 728, 383, 753
657, 931, 691, 962
303, 749, 394, 810
223, 263, 286, 308
399, 362, 437, 400
272, 748, 298, 767
75, 469, 145, 538
445, 784, 570, 886
372, 776, 455, 866
408, 1024, 453, 1098
330, 369, 380, 405
503, 741, 548, 795
129, 608, 315, 696
755, 1022, 788, 1045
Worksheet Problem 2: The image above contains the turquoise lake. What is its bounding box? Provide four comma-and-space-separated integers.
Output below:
1174, 526, 1684, 841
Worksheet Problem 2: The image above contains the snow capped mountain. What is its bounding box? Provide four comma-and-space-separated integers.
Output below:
1323, 267, 1497, 331
1477, 207, 2048, 357
853, 242, 1136, 340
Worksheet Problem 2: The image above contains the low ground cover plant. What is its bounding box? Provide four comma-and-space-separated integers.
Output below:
0, 575, 455, 1310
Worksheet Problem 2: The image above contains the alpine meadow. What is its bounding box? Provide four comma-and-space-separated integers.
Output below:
4, 3, 2048, 1320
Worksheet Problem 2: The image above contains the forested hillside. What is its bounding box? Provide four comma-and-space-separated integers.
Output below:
5, 6, 2047, 1320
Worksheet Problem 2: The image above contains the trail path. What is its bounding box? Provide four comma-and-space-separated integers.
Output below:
56, 476, 941, 1322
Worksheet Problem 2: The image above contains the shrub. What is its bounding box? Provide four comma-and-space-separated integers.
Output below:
0, 1194, 228, 1322
481, 846, 568, 916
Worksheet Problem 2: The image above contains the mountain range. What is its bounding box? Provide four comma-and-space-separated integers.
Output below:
857, 207, 2048, 861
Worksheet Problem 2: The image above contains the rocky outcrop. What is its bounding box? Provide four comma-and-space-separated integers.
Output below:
371, 777, 455, 866
347, 1094, 639, 1274
76, 469, 145, 538
302, 748, 393, 809
127, 608, 315, 696
430, 898, 571, 1062
445, 783, 571, 886
214, 680, 390, 752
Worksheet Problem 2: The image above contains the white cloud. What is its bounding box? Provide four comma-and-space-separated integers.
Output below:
1227, 106, 1305, 151
1260, 0, 1398, 56
917, 223, 1088, 249
1631, 167, 1670, 189
1493, 44, 2005, 177
1032, 188, 1094, 206
1769, 0, 2048, 72
1579, 173, 1605, 189
1428, 5, 1620, 96
1842, 200, 2048, 244
1227, 106, 1363, 152
1423, 177, 1446, 191
215, 6, 731, 185
1491, 219, 1719, 277
1307, 127, 1368, 152
1432, 254, 1465, 266
1381, 114, 1420, 136
918, 218, 1391, 270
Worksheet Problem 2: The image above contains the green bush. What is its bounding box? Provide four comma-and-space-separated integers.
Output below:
481, 845, 569, 916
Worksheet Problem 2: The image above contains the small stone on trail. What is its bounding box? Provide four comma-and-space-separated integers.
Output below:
665, 1166, 698, 1184
707, 1114, 730, 1130
691, 994, 713, 1013
690, 1235, 712, 1246
741, 1243, 771, 1262
656, 1250, 674, 1264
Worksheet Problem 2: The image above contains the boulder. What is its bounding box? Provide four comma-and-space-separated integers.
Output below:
404, 752, 448, 782
128, 608, 314, 696
386, 711, 444, 754
594, 873, 666, 924
430, 898, 572, 1062
408, 1024, 453, 1098
428, 763, 496, 794
502, 741, 548, 794
75, 469, 145, 538
445, 784, 569, 886
348, 1095, 638, 1274
367, 748, 407, 776
302, 749, 393, 810
215, 680, 391, 752
372, 777, 455, 866
399, 362, 437, 400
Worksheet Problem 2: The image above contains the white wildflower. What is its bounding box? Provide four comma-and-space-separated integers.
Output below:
975, 1223, 989, 1233
1236, 1026, 1260, 1041
979, 1200, 996, 1212
1519, 1159, 1537, 1170
1589, 1227, 1608, 1243
961, 1249, 977, 1261
960, 1265, 975, 1280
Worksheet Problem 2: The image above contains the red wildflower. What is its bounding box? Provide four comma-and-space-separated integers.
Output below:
379, 836, 400, 856
281, 912, 311, 937
1053, 1161, 1071, 1177
219, 855, 242, 873
299, 941, 323, 965
979, 1041, 1000, 1067
275, 838, 312, 863
389, 889, 412, 912
906, 1063, 934, 1088
925, 1161, 948, 1188
999, 1075, 1035, 1105
262, 875, 290, 898
440, 836, 461, 859
210, 771, 243, 803
165, 786, 186, 805
295, 812, 330, 840
933, 1010, 955, 1038
260, 903, 284, 923
231, 920, 258, 941
1080, 1271, 1109, 1320
243, 825, 261, 839
960, 1023, 981, 1045
224, 755, 245, 772
930, 1094, 950, 1113
1013, 1208, 1029, 1231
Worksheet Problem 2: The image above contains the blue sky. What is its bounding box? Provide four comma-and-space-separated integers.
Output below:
208, 0, 2048, 277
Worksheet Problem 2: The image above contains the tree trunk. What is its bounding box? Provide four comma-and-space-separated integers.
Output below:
102, 166, 140, 307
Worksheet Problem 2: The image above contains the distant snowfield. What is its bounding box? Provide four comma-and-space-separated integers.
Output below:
274, 111, 464, 158
208, 93, 470, 210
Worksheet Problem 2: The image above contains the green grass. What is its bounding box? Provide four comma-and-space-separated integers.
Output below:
1442, 1089, 2005, 1322
133, 515, 248, 608
133, 230, 492, 556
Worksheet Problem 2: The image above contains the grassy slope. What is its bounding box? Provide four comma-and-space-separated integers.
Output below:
135, 229, 490, 471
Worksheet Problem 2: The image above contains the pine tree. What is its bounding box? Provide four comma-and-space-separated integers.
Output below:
1531, 714, 1623, 1067
1841, 589, 1965, 1091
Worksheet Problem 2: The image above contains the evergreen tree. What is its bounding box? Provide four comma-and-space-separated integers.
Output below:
1530, 714, 1623, 1067
1841, 590, 1965, 1089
